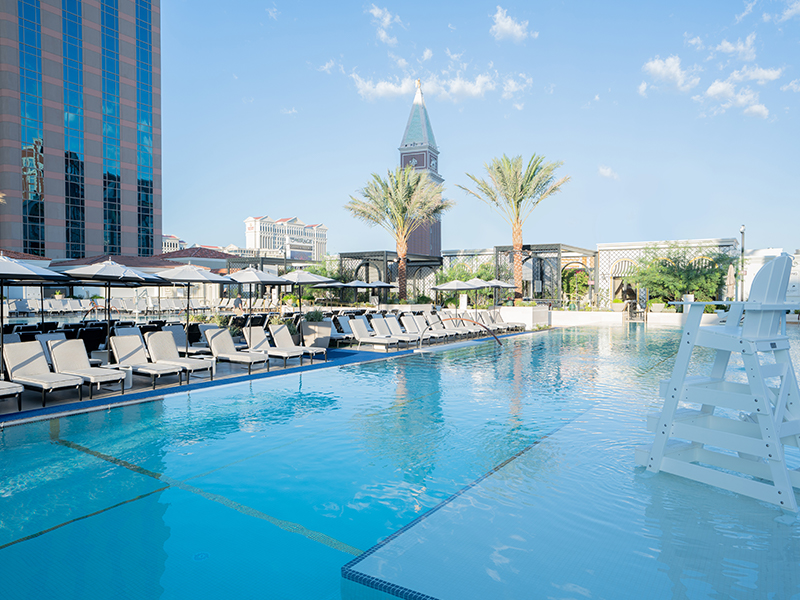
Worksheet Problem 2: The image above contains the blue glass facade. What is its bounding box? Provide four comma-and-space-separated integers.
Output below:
18, 0, 45, 256
63, 0, 85, 258
135, 0, 153, 256
101, 0, 121, 254
2, 0, 160, 258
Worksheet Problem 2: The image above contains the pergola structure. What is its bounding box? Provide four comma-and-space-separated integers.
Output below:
339, 251, 443, 300
443, 244, 597, 307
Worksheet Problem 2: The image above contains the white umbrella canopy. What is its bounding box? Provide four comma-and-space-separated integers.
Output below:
485, 279, 516, 289
228, 267, 290, 286
342, 279, 374, 288
432, 280, 480, 291
466, 277, 489, 289
63, 259, 146, 282
156, 265, 233, 354
280, 270, 334, 316
228, 268, 291, 340
0, 256, 72, 367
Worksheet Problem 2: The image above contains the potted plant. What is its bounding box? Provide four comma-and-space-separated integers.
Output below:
270, 314, 300, 345
611, 299, 625, 312
301, 309, 331, 348
648, 299, 665, 313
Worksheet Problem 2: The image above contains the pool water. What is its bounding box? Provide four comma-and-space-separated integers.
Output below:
1, 325, 799, 599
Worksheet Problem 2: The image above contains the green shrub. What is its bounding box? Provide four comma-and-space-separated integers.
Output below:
304, 309, 324, 322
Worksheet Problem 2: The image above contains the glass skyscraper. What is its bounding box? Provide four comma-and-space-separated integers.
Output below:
0, 0, 161, 258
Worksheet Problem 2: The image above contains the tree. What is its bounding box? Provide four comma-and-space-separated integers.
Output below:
624, 243, 737, 305
458, 154, 570, 302
346, 165, 452, 300
562, 268, 589, 302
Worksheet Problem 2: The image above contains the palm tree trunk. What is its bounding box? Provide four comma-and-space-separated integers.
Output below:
397, 238, 408, 300
512, 220, 523, 302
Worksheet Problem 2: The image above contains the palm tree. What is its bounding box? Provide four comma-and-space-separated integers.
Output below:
458, 154, 570, 302
346, 165, 452, 300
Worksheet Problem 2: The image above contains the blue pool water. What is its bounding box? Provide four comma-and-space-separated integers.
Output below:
1, 326, 799, 599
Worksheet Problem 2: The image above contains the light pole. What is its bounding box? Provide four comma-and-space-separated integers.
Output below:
739, 225, 745, 301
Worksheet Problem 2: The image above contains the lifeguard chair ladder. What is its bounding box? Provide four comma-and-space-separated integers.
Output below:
636, 254, 800, 511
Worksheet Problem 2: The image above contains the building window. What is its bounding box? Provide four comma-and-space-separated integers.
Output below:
19, 0, 45, 256
63, 0, 85, 258
135, 0, 153, 256
101, 0, 120, 254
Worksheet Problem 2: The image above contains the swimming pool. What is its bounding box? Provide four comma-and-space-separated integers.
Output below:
1, 325, 799, 599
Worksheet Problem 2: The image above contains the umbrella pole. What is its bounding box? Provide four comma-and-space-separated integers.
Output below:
40, 283, 44, 327
249, 283, 253, 347
185, 283, 190, 356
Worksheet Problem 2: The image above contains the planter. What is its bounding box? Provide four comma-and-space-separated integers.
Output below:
649, 303, 665, 313
611, 303, 625, 312
301, 321, 331, 348
291, 333, 301, 346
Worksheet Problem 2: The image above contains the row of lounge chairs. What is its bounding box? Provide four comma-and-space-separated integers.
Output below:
3, 297, 213, 317
324, 309, 524, 350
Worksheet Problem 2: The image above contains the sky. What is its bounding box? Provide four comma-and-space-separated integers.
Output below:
160, 1, 800, 256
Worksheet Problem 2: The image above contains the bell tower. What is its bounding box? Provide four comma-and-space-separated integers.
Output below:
399, 80, 442, 257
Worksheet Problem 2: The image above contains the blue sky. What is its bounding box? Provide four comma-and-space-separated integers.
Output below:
161, 1, 800, 255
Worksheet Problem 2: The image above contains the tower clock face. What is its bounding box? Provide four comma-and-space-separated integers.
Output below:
402, 152, 426, 169
430, 156, 437, 172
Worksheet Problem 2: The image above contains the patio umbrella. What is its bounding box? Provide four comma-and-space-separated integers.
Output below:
466, 278, 489, 319
485, 278, 516, 306
432, 280, 479, 317
726, 264, 736, 301
156, 264, 232, 355
280, 270, 334, 316
63, 260, 151, 352
228, 268, 290, 343
312, 280, 347, 307
366, 280, 396, 304
0, 255, 70, 372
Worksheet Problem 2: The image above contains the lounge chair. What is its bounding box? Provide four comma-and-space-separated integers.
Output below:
399, 315, 446, 344
428, 312, 472, 338
491, 310, 525, 331
440, 311, 483, 336
2, 340, 83, 407
161, 324, 211, 356
326, 317, 354, 347
0, 380, 24, 411
204, 328, 269, 374
269, 324, 327, 363
145, 331, 214, 382
110, 335, 183, 389
414, 314, 456, 341
48, 339, 126, 399
349, 318, 400, 351
243, 327, 304, 368
371, 316, 418, 345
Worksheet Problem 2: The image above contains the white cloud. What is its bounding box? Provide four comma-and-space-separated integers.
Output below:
642, 55, 701, 92
490, 6, 535, 42
368, 4, 401, 46
242, 97, 254, 104
318, 59, 336, 73
422, 48, 433, 61
716, 32, 757, 61
502, 73, 532, 99
638, 81, 648, 97
266, 6, 279, 20
513, 102, 524, 110
778, 0, 800, 22
598, 166, 619, 180
544, 83, 555, 94
446, 48, 463, 61
389, 53, 408, 69
685, 34, 705, 50
350, 73, 496, 101
728, 64, 783, 84
762, 12, 772, 21
448, 23, 456, 31
594, 94, 600, 101
702, 79, 768, 117
744, 103, 769, 117
735, 0, 757, 23
781, 79, 800, 92
280, 107, 297, 114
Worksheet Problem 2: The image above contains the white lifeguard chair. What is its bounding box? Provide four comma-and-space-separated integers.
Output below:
636, 253, 800, 511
